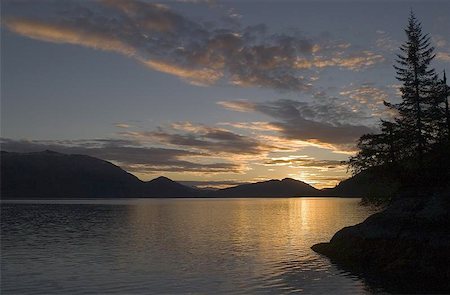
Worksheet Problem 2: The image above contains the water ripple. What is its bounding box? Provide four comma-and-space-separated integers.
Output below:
1, 198, 382, 294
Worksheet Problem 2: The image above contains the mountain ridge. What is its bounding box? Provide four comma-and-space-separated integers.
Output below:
210, 177, 321, 197
0, 150, 196, 198
1, 150, 363, 198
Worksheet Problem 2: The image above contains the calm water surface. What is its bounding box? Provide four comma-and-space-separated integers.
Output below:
1, 198, 381, 294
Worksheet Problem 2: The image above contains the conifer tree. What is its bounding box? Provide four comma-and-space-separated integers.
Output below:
388, 11, 437, 162
348, 120, 399, 175
443, 71, 450, 140
426, 74, 445, 142
348, 12, 450, 197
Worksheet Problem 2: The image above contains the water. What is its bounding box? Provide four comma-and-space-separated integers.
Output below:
1, 198, 381, 294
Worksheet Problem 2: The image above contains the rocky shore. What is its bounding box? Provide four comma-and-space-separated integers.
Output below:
312, 195, 450, 293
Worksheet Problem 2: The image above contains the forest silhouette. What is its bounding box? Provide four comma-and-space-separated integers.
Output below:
348, 12, 450, 199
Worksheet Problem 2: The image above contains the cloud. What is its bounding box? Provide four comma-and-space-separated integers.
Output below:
331, 51, 384, 70
339, 83, 402, 120
340, 84, 388, 105
436, 52, 450, 62
217, 100, 256, 112
432, 35, 450, 63
264, 156, 345, 169
174, 0, 216, 5
263, 156, 348, 187
298, 174, 347, 189
220, 97, 371, 126
179, 180, 245, 189
115, 123, 131, 128
3, 0, 384, 91
375, 30, 399, 52
219, 99, 374, 149
3, 18, 137, 56
295, 51, 384, 71
142, 59, 222, 86
339, 84, 388, 116
218, 121, 283, 132
1, 137, 348, 187
433, 35, 448, 48
120, 123, 276, 156
0, 138, 241, 174
120, 162, 241, 174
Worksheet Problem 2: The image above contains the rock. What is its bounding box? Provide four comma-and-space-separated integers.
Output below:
312, 195, 450, 293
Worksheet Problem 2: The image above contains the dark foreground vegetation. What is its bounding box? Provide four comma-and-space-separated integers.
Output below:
347, 12, 450, 200
313, 12, 450, 293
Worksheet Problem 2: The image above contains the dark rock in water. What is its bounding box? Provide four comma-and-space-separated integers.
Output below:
312, 195, 450, 293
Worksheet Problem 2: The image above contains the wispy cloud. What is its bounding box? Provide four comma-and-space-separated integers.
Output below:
340, 84, 388, 105
173, 0, 216, 5
263, 156, 348, 187
219, 99, 374, 150
264, 156, 345, 169
375, 30, 399, 52
339, 83, 401, 119
217, 100, 256, 112
180, 180, 245, 190
142, 59, 223, 86
115, 123, 132, 128
3, 0, 384, 91
218, 121, 283, 132
4, 18, 137, 55
294, 51, 384, 71
340, 84, 387, 116
120, 123, 277, 156
436, 52, 450, 62
432, 35, 450, 63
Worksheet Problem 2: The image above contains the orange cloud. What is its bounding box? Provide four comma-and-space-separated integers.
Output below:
218, 122, 283, 132
295, 51, 385, 71
142, 60, 223, 86
436, 52, 450, 62
217, 100, 256, 112
4, 18, 136, 56
3, 1, 385, 92
115, 123, 131, 128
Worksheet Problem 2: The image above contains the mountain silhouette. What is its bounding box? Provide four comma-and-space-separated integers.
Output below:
210, 178, 321, 197
143, 176, 198, 197
0, 151, 196, 198
322, 171, 372, 197
1, 150, 366, 198
322, 166, 401, 198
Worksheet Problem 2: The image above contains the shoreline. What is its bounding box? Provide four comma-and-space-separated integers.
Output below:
0, 196, 361, 202
312, 195, 450, 293
0, 196, 361, 204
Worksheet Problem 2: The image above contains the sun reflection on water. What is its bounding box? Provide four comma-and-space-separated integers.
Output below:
124, 198, 375, 294
0, 198, 378, 294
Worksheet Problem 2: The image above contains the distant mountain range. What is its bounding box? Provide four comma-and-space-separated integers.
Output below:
0, 151, 196, 198
0, 150, 368, 199
212, 178, 319, 197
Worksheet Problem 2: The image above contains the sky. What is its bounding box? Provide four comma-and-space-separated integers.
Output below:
1, 0, 449, 189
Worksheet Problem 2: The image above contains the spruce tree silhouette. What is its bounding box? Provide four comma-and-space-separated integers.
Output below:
443, 71, 450, 140
348, 12, 450, 198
